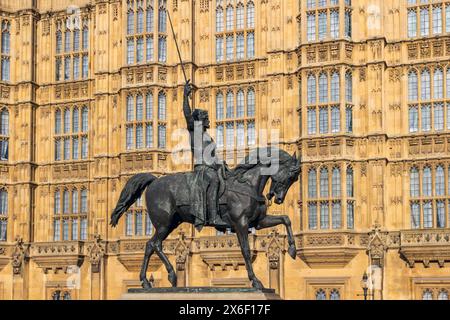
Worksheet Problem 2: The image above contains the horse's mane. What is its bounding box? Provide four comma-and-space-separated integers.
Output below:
229, 147, 293, 183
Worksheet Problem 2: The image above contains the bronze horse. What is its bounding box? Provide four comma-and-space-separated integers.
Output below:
110, 148, 300, 290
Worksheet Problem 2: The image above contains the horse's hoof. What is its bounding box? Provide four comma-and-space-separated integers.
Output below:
168, 273, 178, 287
288, 245, 297, 260
141, 279, 152, 290
252, 279, 264, 290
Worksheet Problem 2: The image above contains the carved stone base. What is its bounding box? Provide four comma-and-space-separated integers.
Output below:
121, 287, 282, 300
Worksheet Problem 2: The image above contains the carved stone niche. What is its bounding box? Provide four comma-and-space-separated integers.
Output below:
297, 233, 359, 268
399, 229, 450, 268
117, 239, 163, 272
30, 241, 85, 274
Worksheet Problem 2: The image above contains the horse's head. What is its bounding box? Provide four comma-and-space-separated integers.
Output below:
267, 152, 301, 205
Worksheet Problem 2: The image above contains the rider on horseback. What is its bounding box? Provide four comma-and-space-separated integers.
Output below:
183, 80, 228, 230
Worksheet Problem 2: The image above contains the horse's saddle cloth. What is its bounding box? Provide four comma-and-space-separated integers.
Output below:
176, 165, 229, 207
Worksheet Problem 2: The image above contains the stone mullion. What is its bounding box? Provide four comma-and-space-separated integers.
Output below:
342, 162, 347, 230
418, 165, 424, 228
447, 163, 450, 229
432, 164, 437, 228
327, 164, 332, 230
339, 0, 345, 40
301, 167, 306, 231
315, 165, 319, 230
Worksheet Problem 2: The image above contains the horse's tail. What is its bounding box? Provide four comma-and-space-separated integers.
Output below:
110, 173, 157, 227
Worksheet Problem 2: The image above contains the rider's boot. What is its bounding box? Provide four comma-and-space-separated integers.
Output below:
207, 192, 227, 227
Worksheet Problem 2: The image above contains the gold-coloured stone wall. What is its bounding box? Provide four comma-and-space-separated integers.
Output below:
0, 0, 449, 300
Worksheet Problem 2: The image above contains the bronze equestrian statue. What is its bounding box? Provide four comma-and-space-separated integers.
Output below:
110, 81, 301, 290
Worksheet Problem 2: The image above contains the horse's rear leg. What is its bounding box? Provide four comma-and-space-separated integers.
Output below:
140, 236, 156, 289
140, 209, 180, 289
255, 215, 297, 259
153, 224, 179, 287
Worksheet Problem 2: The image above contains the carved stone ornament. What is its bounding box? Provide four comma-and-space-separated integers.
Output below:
87, 234, 106, 273
367, 224, 387, 267
12, 237, 28, 276
174, 232, 190, 272
266, 230, 283, 270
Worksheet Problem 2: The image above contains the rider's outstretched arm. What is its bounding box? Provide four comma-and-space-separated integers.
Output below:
183, 81, 194, 131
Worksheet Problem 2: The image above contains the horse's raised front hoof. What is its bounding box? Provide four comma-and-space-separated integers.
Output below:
251, 279, 265, 290
288, 245, 297, 260
168, 272, 178, 287
141, 279, 152, 290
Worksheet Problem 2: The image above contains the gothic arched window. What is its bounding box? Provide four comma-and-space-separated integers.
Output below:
410, 167, 420, 197
330, 289, 340, 300
216, 7, 224, 32
307, 75, 317, 104
0, 189, 7, 241
127, 96, 134, 121
421, 69, 431, 100
247, 1, 255, 28
332, 167, 341, 197
346, 167, 354, 197
226, 91, 234, 119
127, 10, 135, 35
438, 290, 449, 300
72, 108, 79, 133
55, 109, 61, 134
319, 73, 328, 103
308, 169, 317, 198
422, 289, 433, 300
226, 6, 234, 31
158, 92, 166, 120
433, 68, 443, 99
345, 71, 353, 102
247, 88, 255, 117
330, 71, 340, 102
236, 90, 244, 117
236, 4, 244, 29
316, 289, 326, 300
320, 168, 329, 197
436, 165, 445, 196
216, 92, 224, 120
408, 70, 418, 101
422, 166, 432, 197
136, 94, 143, 121
146, 93, 153, 120
64, 109, 70, 133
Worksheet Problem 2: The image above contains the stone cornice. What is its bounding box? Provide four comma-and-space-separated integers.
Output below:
400, 229, 450, 268
13, 228, 450, 274
29, 241, 85, 273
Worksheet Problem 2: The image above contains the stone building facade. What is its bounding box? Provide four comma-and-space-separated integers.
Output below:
0, 0, 449, 300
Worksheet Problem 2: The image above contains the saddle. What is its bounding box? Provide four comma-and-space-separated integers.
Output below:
177, 163, 230, 207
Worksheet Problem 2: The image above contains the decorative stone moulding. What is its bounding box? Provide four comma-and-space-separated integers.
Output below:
400, 229, 450, 268
297, 232, 361, 269
116, 239, 164, 272
196, 235, 257, 271
30, 241, 85, 273
200, 251, 257, 271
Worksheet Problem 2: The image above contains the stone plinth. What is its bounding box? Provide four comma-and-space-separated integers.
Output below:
121, 287, 282, 300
